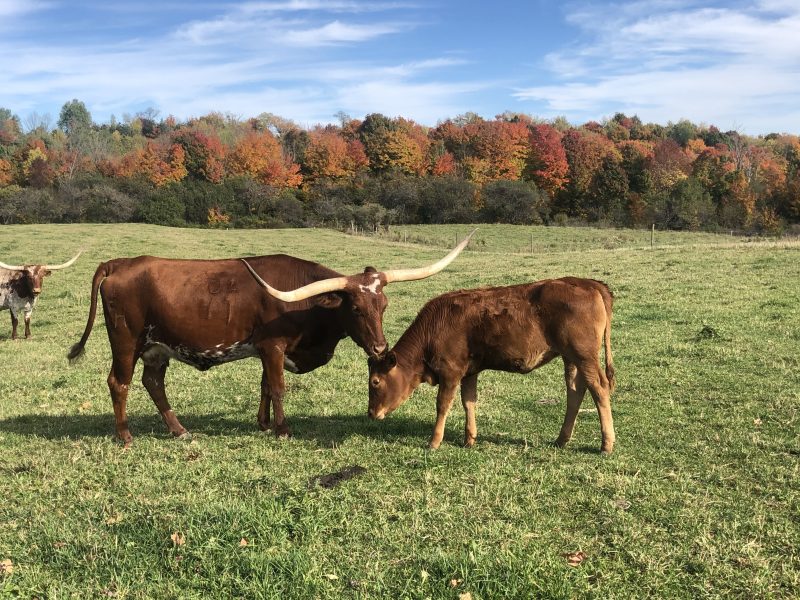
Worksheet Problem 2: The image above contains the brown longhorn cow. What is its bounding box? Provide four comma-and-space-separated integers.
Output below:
67, 235, 473, 446
1, 253, 81, 339
367, 277, 617, 454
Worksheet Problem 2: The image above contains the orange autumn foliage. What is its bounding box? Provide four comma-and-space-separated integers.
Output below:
227, 131, 302, 187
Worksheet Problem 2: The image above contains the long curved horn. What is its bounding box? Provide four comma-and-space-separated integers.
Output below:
44, 251, 82, 270
242, 259, 349, 302
382, 229, 476, 284
0, 261, 25, 271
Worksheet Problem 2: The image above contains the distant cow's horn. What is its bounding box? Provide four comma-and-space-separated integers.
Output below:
44, 252, 82, 270
0, 260, 25, 271
382, 229, 476, 283
242, 260, 349, 302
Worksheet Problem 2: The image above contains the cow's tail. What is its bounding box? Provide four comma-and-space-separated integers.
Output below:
67, 260, 112, 363
599, 282, 616, 394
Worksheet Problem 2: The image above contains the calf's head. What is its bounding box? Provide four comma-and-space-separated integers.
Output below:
367, 351, 415, 419
243, 231, 474, 358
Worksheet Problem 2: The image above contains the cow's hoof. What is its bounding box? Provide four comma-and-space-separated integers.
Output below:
427, 441, 441, 451
463, 437, 476, 448
554, 437, 569, 448
177, 432, 193, 442
274, 426, 291, 439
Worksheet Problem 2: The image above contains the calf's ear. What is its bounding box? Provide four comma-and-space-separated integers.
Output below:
386, 351, 397, 369
315, 292, 343, 309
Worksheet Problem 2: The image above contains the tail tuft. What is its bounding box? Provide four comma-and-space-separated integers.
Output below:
67, 343, 85, 364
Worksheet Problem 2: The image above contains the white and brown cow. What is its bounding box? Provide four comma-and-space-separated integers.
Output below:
0, 253, 81, 339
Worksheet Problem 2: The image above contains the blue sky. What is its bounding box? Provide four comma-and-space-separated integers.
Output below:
1, 0, 799, 134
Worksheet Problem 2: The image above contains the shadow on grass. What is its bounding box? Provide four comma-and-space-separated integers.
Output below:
0, 410, 546, 449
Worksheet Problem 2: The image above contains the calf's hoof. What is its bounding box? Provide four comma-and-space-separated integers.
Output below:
274, 424, 291, 439
463, 436, 476, 448
258, 420, 271, 432
427, 440, 442, 450
176, 431, 193, 442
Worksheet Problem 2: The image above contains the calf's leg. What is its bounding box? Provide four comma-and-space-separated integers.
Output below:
555, 360, 587, 448
141, 361, 189, 439
429, 380, 459, 450
579, 362, 616, 454
461, 374, 479, 447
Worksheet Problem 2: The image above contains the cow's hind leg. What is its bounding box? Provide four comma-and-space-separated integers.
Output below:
257, 369, 271, 432
107, 349, 136, 447
23, 311, 32, 339
578, 361, 616, 455
555, 360, 587, 449
141, 359, 189, 439
461, 374, 479, 448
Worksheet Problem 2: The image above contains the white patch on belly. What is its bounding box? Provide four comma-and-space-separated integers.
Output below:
142, 328, 257, 369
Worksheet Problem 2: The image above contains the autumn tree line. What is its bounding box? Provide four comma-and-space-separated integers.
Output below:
1, 100, 799, 233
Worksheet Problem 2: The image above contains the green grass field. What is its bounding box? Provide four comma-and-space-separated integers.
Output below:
1, 224, 798, 599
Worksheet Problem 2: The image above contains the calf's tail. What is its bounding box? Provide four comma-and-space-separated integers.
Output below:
600, 284, 615, 394
67, 260, 112, 363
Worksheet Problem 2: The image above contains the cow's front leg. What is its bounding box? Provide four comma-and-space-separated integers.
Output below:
429, 380, 459, 450
10, 310, 19, 340
259, 347, 289, 437
23, 311, 32, 339
461, 374, 479, 447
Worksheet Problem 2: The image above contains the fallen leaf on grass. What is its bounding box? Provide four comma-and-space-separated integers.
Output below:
170, 532, 185, 546
753, 418, 762, 426
564, 551, 587, 567
420, 569, 429, 582
612, 497, 631, 510
449, 578, 463, 588
323, 573, 338, 580
105, 513, 123, 525
0, 559, 13, 576
459, 592, 473, 600
536, 398, 559, 405
239, 538, 248, 547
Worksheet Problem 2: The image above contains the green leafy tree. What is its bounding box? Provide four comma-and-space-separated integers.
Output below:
58, 99, 92, 135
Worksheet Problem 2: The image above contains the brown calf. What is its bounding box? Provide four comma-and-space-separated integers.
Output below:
367, 277, 616, 453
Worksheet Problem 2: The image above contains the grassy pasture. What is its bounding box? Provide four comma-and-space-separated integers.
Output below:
1, 223, 798, 599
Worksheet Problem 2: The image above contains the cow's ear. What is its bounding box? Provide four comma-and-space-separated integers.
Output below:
364, 266, 377, 274
386, 351, 397, 369
315, 292, 343, 309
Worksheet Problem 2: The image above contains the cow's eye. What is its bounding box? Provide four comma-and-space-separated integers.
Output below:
352, 305, 361, 315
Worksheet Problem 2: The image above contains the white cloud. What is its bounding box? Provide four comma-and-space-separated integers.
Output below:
516, 1, 800, 132
280, 20, 404, 46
